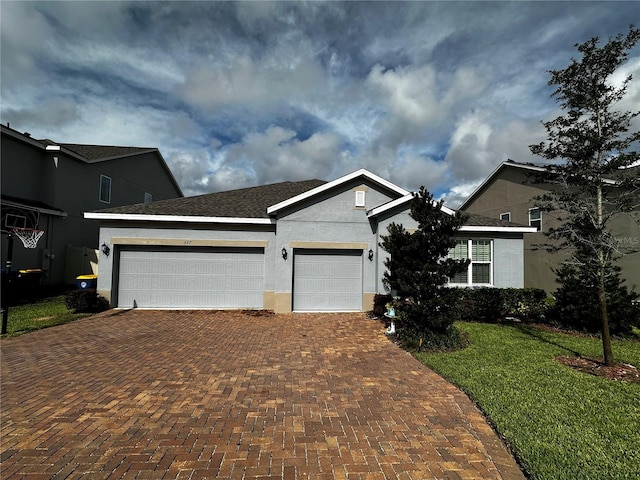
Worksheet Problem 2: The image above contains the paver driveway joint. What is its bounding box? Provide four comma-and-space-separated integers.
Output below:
1, 310, 525, 479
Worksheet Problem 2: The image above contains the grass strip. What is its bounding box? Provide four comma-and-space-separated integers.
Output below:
417, 322, 640, 480
2, 295, 91, 336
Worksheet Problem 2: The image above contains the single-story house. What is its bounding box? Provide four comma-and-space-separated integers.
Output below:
85, 169, 536, 313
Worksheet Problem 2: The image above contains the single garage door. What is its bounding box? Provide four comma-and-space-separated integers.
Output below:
293, 249, 363, 311
116, 246, 264, 308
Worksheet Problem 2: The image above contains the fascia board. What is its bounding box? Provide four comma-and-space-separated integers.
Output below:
84, 212, 274, 224
2, 127, 48, 150
267, 169, 410, 215
367, 194, 413, 217
459, 225, 538, 233
367, 194, 456, 218
1, 198, 67, 218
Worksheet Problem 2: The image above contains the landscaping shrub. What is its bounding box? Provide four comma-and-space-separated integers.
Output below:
394, 289, 468, 351
458, 288, 503, 322
548, 262, 640, 337
65, 289, 109, 314
397, 318, 469, 352
502, 288, 548, 322
457, 287, 548, 323
371, 293, 393, 317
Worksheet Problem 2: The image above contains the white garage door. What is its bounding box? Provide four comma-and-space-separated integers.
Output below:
117, 247, 264, 309
293, 249, 363, 312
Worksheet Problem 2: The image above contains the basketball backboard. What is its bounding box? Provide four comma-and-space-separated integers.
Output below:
1, 203, 40, 234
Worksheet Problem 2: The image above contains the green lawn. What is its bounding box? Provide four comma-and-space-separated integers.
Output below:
417, 322, 640, 480
1, 295, 91, 336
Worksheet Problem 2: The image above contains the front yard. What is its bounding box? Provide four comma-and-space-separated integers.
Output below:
417, 322, 640, 480
1, 295, 91, 336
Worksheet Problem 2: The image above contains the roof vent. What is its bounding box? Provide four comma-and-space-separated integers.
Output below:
355, 190, 365, 207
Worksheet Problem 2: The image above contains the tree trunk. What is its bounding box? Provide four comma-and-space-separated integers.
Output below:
598, 272, 614, 366
595, 178, 614, 366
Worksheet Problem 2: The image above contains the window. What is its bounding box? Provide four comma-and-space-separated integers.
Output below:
448, 239, 493, 286
500, 212, 511, 222
144, 192, 153, 203
471, 240, 492, 284
449, 240, 469, 284
355, 190, 366, 207
529, 208, 542, 230
99, 175, 111, 204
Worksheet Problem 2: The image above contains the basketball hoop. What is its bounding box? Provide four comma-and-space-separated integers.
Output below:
12, 227, 44, 249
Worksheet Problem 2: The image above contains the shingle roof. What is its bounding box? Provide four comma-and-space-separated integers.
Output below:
94, 179, 327, 218
464, 212, 527, 228
31, 134, 157, 162
58, 144, 156, 161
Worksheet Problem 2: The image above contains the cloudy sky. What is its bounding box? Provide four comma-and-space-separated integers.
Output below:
1, 1, 638, 206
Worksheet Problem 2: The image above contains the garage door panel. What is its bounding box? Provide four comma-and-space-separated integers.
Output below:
293, 249, 362, 311
117, 247, 264, 309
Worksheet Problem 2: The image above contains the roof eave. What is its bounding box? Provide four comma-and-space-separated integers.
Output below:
460, 225, 538, 233
367, 194, 457, 218
84, 212, 274, 225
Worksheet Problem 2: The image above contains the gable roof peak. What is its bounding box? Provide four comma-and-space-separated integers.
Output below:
266, 168, 409, 215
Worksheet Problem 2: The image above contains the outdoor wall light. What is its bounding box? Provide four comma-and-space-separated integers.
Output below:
281, 247, 288, 260
101, 242, 111, 257
368, 249, 374, 261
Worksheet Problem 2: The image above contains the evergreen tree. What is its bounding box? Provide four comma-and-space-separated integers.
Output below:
380, 187, 469, 348
552, 254, 640, 337
530, 26, 640, 365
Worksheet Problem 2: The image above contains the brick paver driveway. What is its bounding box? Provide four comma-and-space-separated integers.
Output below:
1, 311, 524, 479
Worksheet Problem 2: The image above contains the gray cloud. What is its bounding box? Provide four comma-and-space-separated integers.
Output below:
1, 0, 637, 205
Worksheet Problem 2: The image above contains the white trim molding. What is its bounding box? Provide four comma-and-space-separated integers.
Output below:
84, 212, 275, 225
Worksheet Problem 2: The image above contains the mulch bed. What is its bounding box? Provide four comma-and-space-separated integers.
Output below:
556, 355, 640, 383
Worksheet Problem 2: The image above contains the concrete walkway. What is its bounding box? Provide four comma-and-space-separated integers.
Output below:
1, 311, 525, 479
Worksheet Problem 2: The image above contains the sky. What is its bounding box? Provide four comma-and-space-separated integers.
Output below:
1, 1, 639, 206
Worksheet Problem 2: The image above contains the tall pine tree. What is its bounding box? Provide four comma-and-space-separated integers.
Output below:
529, 27, 640, 365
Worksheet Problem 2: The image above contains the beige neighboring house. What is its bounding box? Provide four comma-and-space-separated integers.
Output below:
1, 124, 183, 286
459, 159, 640, 294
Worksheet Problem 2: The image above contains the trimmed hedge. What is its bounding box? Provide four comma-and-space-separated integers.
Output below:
65, 289, 110, 314
457, 287, 548, 323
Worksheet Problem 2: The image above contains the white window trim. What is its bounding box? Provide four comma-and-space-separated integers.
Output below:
99, 174, 112, 204
448, 239, 494, 287
528, 208, 542, 230
500, 212, 511, 222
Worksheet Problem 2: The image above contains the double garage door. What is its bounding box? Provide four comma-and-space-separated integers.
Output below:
116, 246, 264, 309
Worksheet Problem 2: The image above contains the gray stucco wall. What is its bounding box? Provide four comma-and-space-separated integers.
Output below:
492, 237, 525, 288
274, 180, 397, 299
374, 207, 526, 292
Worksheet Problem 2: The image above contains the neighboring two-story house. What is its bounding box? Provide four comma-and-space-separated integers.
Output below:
86, 169, 535, 313
1, 124, 183, 286
459, 159, 640, 293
